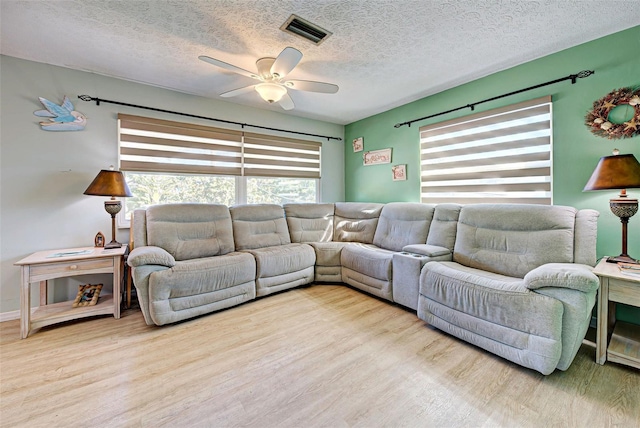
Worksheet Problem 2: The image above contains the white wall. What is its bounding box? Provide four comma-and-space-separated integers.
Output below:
0, 55, 345, 315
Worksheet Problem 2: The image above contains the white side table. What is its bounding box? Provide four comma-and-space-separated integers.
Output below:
593, 258, 640, 369
14, 246, 127, 339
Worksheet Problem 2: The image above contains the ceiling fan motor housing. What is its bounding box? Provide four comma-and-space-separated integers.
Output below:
256, 57, 277, 80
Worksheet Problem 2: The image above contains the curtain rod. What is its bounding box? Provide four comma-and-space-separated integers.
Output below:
77, 95, 343, 141
393, 70, 594, 129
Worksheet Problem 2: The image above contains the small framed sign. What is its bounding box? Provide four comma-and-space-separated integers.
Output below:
352, 137, 364, 152
392, 164, 407, 181
363, 148, 392, 166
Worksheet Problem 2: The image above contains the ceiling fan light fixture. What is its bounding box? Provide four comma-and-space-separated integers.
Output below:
255, 83, 287, 103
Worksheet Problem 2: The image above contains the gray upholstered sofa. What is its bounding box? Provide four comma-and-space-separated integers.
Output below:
128, 201, 599, 375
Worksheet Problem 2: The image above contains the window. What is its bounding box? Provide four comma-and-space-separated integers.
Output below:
118, 115, 321, 225
419, 96, 552, 205
123, 173, 236, 220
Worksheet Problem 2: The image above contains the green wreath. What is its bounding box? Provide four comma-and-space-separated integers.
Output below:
585, 86, 640, 139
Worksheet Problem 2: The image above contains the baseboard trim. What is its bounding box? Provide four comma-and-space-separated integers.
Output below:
0, 308, 35, 323
0, 310, 20, 323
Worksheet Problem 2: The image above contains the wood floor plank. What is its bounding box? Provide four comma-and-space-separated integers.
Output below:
1, 285, 638, 427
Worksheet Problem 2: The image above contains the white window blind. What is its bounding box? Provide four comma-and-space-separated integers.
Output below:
419, 96, 552, 205
118, 114, 321, 179
243, 132, 321, 178
119, 114, 243, 176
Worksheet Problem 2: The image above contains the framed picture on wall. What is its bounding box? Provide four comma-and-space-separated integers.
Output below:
352, 137, 364, 152
392, 164, 407, 181
363, 148, 392, 166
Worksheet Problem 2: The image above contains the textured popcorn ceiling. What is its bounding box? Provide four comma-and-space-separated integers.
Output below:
1, 1, 639, 125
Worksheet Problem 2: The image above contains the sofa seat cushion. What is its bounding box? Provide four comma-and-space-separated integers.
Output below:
243, 243, 315, 278
420, 261, 563, 344
308, 242, 353, 267
307, 242, 354, 282
242, 243, 315, 296
341, 244, 394, 281
149, 253, 256, 300
147, 252, 257, 325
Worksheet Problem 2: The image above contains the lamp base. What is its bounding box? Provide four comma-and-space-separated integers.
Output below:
606, 255, 638, 264
104, 240, 123, 250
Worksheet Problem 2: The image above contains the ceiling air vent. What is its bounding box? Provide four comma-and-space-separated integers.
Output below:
280, 14, 332, 45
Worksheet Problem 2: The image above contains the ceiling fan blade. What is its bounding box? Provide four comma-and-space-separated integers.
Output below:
284, 79, 339, 94
270, 47, 302, 78
279, 92, 295, 110
199, 55, 258, 80
220, 85, 256, 98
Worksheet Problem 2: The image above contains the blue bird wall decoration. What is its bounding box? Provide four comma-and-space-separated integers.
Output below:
34, 95, 87, 131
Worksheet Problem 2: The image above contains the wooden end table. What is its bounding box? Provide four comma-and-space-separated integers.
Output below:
593, 258, 640, 369
14, 246, 127, 339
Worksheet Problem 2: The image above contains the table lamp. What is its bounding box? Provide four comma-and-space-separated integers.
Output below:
84, 166, 132, 249
583, 150, 640, 264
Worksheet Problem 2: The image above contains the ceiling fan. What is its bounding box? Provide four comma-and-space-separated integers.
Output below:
199, 47, 338, 110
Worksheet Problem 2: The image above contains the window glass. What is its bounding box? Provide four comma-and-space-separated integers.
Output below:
247, 177, 318, 205
123, 172, 236, 220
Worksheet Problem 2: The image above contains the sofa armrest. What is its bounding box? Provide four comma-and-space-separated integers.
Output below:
128, 246, 176, 268
402, 244, 451, 258
524, 263, 598, 293
528, 263, 599, 371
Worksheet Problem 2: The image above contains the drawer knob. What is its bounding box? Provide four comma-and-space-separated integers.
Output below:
69, 265, 78, 270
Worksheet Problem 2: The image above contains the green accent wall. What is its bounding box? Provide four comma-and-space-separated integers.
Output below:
345, 26, 640, 324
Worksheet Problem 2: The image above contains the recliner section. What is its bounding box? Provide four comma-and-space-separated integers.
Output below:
416, 204, 599, 375
128, 203, 256, 326
230, 204, 315, 297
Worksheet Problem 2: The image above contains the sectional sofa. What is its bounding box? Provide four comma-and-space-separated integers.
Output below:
128, 202, 599, 375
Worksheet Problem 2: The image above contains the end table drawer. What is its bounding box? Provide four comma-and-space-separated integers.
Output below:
29, 258, 114, 281
609, 278, 640, 306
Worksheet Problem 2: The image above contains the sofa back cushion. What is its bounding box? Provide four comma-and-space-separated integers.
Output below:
334, 202, 383, 243
146, 204, 235, 261
132, 208, 149, 248
574, 209, 599, 266
284, 203, 335, 243
454, 204, 577, 278
230, 204, 291, 250
426, 203, 462, 250
373, 203, 436, 251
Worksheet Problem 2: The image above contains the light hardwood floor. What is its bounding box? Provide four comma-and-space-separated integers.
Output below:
1, 285, 638, 427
